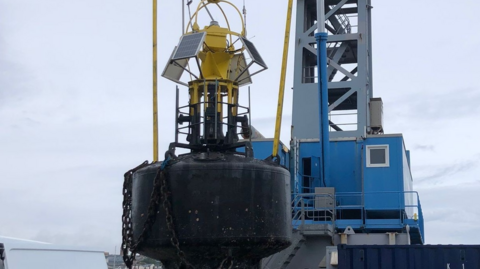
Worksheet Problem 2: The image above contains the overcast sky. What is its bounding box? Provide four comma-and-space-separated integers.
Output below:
1, 0, 480, 253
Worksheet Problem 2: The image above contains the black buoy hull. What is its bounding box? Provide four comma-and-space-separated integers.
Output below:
131, 153, 292, 267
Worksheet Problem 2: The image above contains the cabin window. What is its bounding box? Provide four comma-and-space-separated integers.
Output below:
366, 145, 389, 167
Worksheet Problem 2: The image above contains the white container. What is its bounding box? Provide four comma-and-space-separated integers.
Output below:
0, 236, 107, 269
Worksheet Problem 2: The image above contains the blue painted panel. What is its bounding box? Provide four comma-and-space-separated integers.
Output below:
338, 245, 480, 269
244, 140, 289, 167
297, 142, 321, 192
329, 140, 363, 206
363, 136, 404, 211
297, 140, 362, 195
364, 219, 402, 227
309, 157, 321, 189
336, 220, 363, 230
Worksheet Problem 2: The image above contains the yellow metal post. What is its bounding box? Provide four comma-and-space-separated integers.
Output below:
153, 0, 159, 162
272, 0, 294, 157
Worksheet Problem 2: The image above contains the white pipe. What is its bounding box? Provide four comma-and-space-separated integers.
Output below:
317, 0, 326, 33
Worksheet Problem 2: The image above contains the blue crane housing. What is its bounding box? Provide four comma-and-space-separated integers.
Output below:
253, 0, 425, 267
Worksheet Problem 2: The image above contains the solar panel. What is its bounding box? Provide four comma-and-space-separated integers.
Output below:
229, 53, 252, 86
241, 37, 267, 69
162, 47, 189, 86
172, 32, 206, 60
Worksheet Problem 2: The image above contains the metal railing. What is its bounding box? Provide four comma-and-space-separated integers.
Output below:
291, 191, 424, 234
176, 99, 251, 144
329, 111, 358, 131
335, 191, 422, 219
291, 193, 336, 232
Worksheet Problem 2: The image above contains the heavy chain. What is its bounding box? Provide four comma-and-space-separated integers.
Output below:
123, 159, 174, 269
122, 157, 195, 269
160, 162, 195, 269
122, 160, 149, 268
123, 158, 235, 269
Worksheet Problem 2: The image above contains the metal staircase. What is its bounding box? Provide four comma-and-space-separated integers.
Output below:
261, 230, 305, 269
327, 6, 352, 80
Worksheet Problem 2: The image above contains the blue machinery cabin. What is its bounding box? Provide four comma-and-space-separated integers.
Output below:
247, 0, 425, 249
249, 134, 424, 245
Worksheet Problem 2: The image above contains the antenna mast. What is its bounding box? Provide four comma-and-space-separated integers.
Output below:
152, 0, 159, 162
243, 0, 247, 36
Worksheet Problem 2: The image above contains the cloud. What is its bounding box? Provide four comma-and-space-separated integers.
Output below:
0, 57, 36, 108
414, 155, 480, 186
0, 159, 130, 252
413, 144, 435, 152
386, 87, 480, 122
419, 183, 480, 244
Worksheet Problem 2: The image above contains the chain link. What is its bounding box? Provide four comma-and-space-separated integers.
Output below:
123, 159, 237, 269
122, 160, 170, 268
160, 164, 195, 268
122, 160, 149, 268
122, 158, 196, 269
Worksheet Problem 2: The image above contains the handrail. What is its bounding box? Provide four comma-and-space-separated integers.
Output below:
291, 193, 336, 232
176, 97, 251, 143
291, 191, 424, 233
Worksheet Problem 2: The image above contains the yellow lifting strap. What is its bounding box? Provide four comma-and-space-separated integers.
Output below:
153, 0, 159, 162
272, 0, 294, 157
